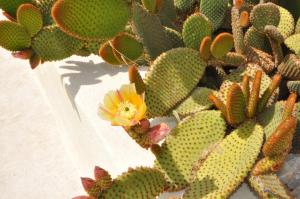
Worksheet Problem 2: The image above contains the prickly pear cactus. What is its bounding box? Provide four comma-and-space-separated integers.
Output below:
0, 0, 299, 198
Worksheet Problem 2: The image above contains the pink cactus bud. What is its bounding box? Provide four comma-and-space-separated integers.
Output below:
72, 196, 91, 199
81, 177, 95, 192
12, 49, 33, 60
139, 119, 150, 130
149, 123, 171, 144
30, 54, 41, 69
94, 166, 109, 180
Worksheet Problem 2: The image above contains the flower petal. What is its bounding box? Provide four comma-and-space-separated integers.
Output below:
111, 116, 131, 126
98, 105, 114, 120
103, 90, 120, 111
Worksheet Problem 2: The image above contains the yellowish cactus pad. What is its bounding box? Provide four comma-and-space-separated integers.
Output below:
183, 121, 264, 199
154, 111, 226, 190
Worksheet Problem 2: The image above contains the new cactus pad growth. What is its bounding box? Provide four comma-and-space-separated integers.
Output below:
0, 0, 300, 198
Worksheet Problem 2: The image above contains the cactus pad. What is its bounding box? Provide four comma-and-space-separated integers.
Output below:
35, 0, 56, 25
52, 0, 129, 40
277, 6, 295, 39
248, 174, 292, 199
102, 167, 166, 198
17, 4, 43, 37
174, 0, 196, 12
0, 21, 31, 51
244, 26, 271, 53
258, 101, 285, 139
278, 54, 300, 80
182, 13, 212, 50
0, 0, 33, 17
141, 0, 157, 13
199, 36, 212, 60
183, 121, 264, 199
284, 34, 300, 56
210, 33, 234, 59
144, 48, 207, 117
111, 33, 144, 64
132, 3, 172, 60
32, 26, 83, 61
296, 18, 300, 34
250, 3, 280, 32
174, 87, 213, 117
287, 80, 300, 95
164, 27, 184, 48
99, 42, 123, 66
226, 83, 246, 125
200, 0, 229, 31
154, 111, 226, 190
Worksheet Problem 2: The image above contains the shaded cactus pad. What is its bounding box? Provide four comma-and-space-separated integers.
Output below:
0, 0, 33, 17
32, 26, 83, 61
144, 48, 207, 118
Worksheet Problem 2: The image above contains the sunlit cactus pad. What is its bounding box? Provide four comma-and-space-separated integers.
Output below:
0, 0, 299, 198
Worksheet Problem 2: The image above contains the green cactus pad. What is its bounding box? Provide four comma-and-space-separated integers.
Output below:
278, 54, 300, 80
245, 26, 271, 53
174, 0, 196, 12
17, 4, 43, 37
132, 3, 172, 60
284, 34, 300, 56
154, 111, 226, 190
99, 42, 123, 66
32, 26, 83, 61
250, 3, 280, 32
210, 33, 234, 59
102, 167, 166, 198
164, 27, 184, 48
0, 21, 31, 51
182, 13, 212, 50
111, 33, 144, 64
35, 0, 56, 25
144, 48, 207, 118
258, 101, 285, 139
248, 174, 292, 199
278, 0, 300, 25
52, 0, 129, 40
85, 40, 104, 55
174, 87, 214, 118
0, 0, 33, 17
156, 0, 177, 27
200, 0, 229, 31
277, 6, 295, 39
183, 121, 264, 199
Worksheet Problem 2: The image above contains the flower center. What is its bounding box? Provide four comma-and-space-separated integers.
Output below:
117, 101, 137, 119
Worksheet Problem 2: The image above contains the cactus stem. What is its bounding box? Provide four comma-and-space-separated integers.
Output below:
257, 74, 282, 113
242, 74, 250, 106
247, 70, 262, 118
209, 93, 228, 121
282, 93, 297, 120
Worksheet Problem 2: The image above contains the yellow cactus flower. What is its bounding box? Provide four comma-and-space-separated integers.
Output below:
98, 84, 147, 127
